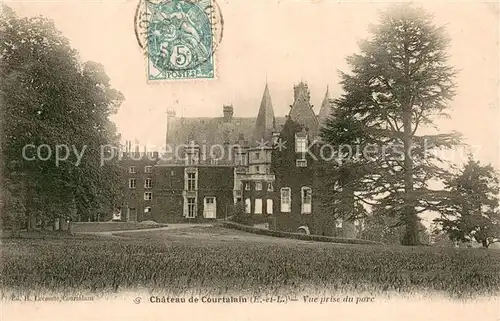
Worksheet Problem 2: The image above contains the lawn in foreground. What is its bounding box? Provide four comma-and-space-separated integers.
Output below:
1, 227, 500, 299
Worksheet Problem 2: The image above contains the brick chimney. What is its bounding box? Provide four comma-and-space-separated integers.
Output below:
223, 105, 233, 122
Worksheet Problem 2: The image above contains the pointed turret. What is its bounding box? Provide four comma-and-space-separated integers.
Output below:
253, 83, 276, 143
318, 86, 334, 128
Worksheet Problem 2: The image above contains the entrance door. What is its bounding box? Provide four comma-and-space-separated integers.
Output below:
128, 208, 137, 222
204, 197, 216, 218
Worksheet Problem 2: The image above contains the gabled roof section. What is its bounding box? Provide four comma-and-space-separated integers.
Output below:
288, 82, 319, 138
253, 83, 276, 142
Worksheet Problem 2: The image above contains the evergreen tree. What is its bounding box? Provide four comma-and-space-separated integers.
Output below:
320, 4, 461, 245
435, 158, 500, 248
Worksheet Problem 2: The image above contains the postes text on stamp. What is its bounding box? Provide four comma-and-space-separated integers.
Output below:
135, 0, 223, 81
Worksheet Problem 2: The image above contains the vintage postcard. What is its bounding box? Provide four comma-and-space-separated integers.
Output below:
1, 0, 499, 320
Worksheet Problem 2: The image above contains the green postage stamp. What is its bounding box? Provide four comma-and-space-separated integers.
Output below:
135, 0, 223, 80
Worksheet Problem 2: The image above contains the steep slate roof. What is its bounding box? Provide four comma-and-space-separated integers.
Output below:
288, 82, 319, 138
166, 84, 284, 148
164, 82, 332, 155
253, 83, 276, 142
167, 117, 252, 146
166, 116, 287, 146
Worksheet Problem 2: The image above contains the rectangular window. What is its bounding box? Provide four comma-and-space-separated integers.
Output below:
245, 198, 251, 213
255, 152, 260, 160
144, 166, 152, 173
144, 206, 152, 213
295, 136, 307, 153
236, 153, 247, 166
129, 166, 136, 173
254, 199, 262, 214
187, 197, 196, 218
267, 182, 274, 191
280, 187, 291, 213
129, 178, 136, 189
296, 159, 307, 167
144, 192, 152, 201
204, 197, 216, 218
187, 172, 196, 191
245, 183, 250, 190
255, 165, 260, 173
267, 199, 273, 214
186, 153, 199, 165
255, 182, 262, 191
144, 178, 152, 189
301, 186, 312, 214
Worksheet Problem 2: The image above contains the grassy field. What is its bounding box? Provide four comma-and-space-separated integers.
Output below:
1, 226, 500, 299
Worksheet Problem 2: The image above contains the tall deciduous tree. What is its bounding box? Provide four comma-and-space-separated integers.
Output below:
0, 5, 124, 230
320, 4, 461, 245
435, 158, 500, 248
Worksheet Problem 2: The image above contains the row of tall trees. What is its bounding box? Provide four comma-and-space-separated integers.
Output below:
319, 5, 499, 246
0, 5, 124, 233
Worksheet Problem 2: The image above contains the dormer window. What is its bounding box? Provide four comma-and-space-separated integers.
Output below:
236, 153, 247, 166
295, 135, 307, 153
186, 153, 199, 165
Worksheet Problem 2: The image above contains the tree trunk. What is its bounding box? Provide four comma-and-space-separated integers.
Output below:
28, 212, 37, 231
41, 218, 48, 230
10, 219, 21, 238
25, 191, 35, 231
401, 103, 419, 246
59, 217, 66, 231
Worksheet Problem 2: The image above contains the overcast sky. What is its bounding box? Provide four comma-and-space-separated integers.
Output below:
9, 0, 499, 169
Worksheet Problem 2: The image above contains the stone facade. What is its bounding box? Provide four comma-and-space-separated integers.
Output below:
119, 82, 362, 238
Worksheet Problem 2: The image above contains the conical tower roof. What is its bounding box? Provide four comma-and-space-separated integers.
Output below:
253, 83, 276, 143
318, 86, 334, 127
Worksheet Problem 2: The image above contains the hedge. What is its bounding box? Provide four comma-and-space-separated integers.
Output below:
221, 221, 383, 245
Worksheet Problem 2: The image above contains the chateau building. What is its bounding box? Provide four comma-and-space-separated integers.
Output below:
119, 82, 361, 237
